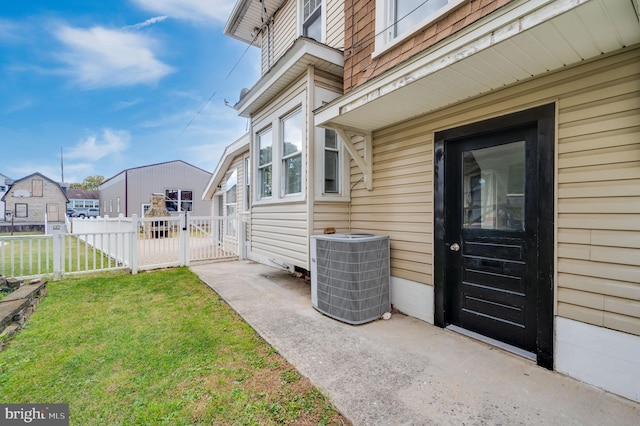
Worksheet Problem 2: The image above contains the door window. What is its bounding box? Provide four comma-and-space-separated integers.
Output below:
462, 141, 525, 231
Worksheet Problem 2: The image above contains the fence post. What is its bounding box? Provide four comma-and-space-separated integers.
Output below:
179, 211, 189, 267
239, 217, 246, 260
51, 224, 64, 280
130, 215, 139, 274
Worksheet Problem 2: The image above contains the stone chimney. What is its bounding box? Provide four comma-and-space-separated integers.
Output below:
145, 193, 170, 218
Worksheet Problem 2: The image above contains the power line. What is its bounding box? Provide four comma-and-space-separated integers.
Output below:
344, 0, 439, 53
180, 28, 264, 136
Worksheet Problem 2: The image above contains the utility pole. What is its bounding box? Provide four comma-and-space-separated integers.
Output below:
60, 147, 64, 183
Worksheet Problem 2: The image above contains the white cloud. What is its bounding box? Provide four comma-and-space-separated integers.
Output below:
55, 24, 173, 88
132, 0, 233, 24
125, 16, 168, 30
66, 129, 130, 161
113, 98, 143, 110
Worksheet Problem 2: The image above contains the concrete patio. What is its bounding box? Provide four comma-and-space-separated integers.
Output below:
191, 260, 639, 425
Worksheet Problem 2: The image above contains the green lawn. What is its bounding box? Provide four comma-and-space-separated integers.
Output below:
1, 235, 115, 278
0, 268, 348, 425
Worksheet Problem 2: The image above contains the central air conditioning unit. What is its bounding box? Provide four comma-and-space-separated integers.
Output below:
310, 233, 390, 325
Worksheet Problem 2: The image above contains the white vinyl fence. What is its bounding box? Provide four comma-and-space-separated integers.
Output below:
0, 214, 241, 280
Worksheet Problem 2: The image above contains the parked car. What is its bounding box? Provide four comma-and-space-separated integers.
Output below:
71, 208, 99, 218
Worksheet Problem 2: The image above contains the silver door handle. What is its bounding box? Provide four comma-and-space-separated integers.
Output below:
450, 243, 460, 252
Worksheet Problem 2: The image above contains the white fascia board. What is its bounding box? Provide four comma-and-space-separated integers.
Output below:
202, 134, 250, 201
315, 0, 585, 127
236, 38, 344, 117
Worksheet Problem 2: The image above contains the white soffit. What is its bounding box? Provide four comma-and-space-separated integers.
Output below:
235, 38, 344, 117
315, 0, 640, 132
225, 0, 284, 45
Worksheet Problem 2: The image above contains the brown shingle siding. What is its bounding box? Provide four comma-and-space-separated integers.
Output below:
344, 0, 516, 93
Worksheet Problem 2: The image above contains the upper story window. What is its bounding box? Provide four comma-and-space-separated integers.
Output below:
258, 128, 273, 199
282, 109, 303, 195
302, 0, 322, 41
394, 0, 447, 36
375, 0, 464, 55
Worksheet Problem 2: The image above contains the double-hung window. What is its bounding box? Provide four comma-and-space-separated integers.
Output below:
323, 129, 339, 193
302, 0, 322, 41
225, 169, 237, 237
258, 128, 273, 199
282, 109, 303, 195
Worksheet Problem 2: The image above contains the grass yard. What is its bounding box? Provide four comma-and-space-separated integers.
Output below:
1, 235, 116, 278
0, 268, 349, 425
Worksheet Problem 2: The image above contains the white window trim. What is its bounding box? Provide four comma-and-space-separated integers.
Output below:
298, 0, 326, 42
253, 93, 307, 206
373, 0, 465, 58
243, 154, 251, 213
314, 87, 350, 202
281, 108, 304, 197
256, 126, 274, 201
225, 169, 238, 238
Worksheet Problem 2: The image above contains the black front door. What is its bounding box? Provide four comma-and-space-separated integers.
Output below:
434, 105, 555, 368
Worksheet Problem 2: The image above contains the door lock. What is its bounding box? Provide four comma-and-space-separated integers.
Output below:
449, 243, 460, 252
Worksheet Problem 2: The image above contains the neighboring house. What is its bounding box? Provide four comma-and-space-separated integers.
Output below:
222, 0, 640, 402
202, 133, 251, 257
65, 189, 100, 214
99, 160, 212, 218
1, 172, 68, 223
0, 173, 12, 220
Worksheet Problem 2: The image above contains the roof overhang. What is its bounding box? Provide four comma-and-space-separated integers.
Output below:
202, 133, 250, 201
234, 37, 344, 117
225, 0, 285, 45
316, 0, 640, 133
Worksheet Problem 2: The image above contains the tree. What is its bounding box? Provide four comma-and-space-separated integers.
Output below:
69, 175, 104, 190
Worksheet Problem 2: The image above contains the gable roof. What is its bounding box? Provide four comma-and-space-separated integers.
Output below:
1, 172, 69, 202
202, 133, 250, 200
101, 160, 211, 187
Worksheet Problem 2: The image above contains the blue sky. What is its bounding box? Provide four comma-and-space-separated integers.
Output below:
0, 0, 260, 184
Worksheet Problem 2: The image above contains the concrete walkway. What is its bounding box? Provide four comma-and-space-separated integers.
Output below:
191, 261, 639, 426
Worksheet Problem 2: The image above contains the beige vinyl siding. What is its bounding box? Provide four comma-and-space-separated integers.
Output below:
262, 0, 297, 74
251, 203, 309, 267
347, 47, 639, 335
349, 127, 434, 285
325, 0, 345, 49
313, 202, 349, 234
555, 52, 640, 336
250, 71, 310, 269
